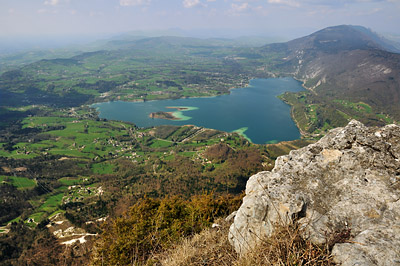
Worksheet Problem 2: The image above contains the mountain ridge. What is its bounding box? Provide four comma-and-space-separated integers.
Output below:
263, 25, 400, 54
261, 25, 400, 134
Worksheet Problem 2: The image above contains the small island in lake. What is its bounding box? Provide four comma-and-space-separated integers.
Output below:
149, 107, 190, 120
149, 111, 179, 120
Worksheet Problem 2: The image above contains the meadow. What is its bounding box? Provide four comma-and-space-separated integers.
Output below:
1, 107, 292, 227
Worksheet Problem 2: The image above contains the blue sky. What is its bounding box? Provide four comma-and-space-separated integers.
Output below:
1, 0, 400, 38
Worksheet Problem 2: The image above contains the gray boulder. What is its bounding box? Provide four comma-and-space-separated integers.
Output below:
229, 120, 400, 265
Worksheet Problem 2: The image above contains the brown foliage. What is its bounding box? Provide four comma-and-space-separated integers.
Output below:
158, 218, 237, 266
92, 193, 242, 266
235, 223, 335, 266
160, 220, 336, 266
204, 143, 234, 163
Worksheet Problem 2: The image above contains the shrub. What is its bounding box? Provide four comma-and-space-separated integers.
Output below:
91, 193, 242, 265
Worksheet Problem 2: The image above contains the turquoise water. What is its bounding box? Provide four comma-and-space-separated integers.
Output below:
92, 77, 304, 144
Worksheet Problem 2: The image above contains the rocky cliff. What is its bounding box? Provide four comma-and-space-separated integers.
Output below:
229, 120, 400, 265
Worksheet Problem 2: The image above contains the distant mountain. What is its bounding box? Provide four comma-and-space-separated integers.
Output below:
264, 25, 400, 54
262, 25, 400, 119
2, 24, 399, 129
350, 25, 400, 53
101, 35, 278, 50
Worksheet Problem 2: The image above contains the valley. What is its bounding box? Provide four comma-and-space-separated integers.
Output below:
1, 25, 399, 265
0, 103, 313, 264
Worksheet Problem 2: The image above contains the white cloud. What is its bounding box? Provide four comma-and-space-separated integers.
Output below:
183, 0, 201, 8
268, 0, 300, 7
120, 0, 151, 6
44, 0, 60, 6
231, 2, 249, 12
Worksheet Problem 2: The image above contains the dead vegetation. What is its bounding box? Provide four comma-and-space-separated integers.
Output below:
155, 218, 237, 266
155, 218, 337, 266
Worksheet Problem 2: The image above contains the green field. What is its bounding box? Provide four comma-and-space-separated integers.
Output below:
58, 176, 86, 186
278, 92, 397, 137
92, 162, 115, 174
150, 139, 173, 148
0, 176, 36, 190
334, 100, 373, 114
0, 38, 255, 108
38, 193, 64, 212
28, 212, 46, 224
376, 113, 394, 123
0, 106, 301, 228
0, 116, 137, 160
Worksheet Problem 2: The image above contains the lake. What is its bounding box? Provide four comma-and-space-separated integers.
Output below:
91, 77, 304, 144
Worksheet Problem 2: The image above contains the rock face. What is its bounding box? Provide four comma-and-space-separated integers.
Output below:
229, 120, 400, 265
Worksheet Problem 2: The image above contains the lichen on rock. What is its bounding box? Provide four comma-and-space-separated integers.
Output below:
229, 120, 400, 265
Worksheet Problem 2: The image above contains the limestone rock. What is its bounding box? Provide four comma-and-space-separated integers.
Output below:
229, 120, 400, 265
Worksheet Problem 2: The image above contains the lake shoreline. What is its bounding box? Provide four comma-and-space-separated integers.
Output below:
91, 79, 253, 106
91, 77, 304, 144
288, 76, 314, 138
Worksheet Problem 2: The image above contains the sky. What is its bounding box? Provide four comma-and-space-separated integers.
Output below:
1, 0, 400, 39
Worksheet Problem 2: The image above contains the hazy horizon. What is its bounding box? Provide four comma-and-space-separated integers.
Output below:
2, 0, 400, 37
2, 0, 400, 53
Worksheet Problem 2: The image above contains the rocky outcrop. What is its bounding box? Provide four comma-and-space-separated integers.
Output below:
229, 120, 400, 265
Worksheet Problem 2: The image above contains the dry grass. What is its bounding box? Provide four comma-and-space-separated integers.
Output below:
153, 218, 237, 266
153, 219, 336, 266
234, 223, 335, 266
